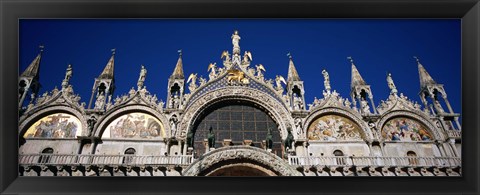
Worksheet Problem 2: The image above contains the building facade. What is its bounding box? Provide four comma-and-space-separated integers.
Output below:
18, 31, 461, 176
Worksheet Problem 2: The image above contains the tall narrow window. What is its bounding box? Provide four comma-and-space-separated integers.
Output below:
407, 151, 418, 166
123, 148, 136, 164
333, 150, 345, 165
38, 148, 54, 164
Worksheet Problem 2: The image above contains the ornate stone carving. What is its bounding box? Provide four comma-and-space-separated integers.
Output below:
183, 146, 301, 176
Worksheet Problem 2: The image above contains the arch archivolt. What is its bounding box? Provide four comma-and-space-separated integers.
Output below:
94, 104, 171, 138
182, 146, 301, 176
177, 87, 293, 140
303, 107, 374, 141
19, 105, 87, 137
377, 110, 443, 141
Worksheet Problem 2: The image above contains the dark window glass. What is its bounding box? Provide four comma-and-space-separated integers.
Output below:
192, 102, 282, 157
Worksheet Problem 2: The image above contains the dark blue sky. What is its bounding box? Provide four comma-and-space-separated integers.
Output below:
19, 19, 461, 114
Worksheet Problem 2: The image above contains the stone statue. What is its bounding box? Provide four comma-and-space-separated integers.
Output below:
64, 64, 73, 82
94, 93, 105, 110
221, 51, 230, 62
294, 118, 303, 136
255, 64, 265, 79
386, 73, 398, 95
322, 69, 331, 93
266, 128, 273, 149
360, 99, 371, 114
293, 95, 303, 110
137, 65, 147, 89
207, 126, 215, 148
87, 116, 97, 136
284, 127, 294, 150
275, 75, 286, 91
170, 115, 178, 137
231, 30, 241, 55
199, 76, 207, 86
208, 63, 217, 80
187, 73, 198, 92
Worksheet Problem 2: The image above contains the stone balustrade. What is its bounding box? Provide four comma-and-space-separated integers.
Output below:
19, 154, 194, 166
288, 156, 461, 168
446, 130, 461, 138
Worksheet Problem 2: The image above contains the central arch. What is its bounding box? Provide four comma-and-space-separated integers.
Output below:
178, 87, 294, 141
182, 146, 301, 176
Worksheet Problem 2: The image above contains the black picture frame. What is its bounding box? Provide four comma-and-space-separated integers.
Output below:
1, 0, 479, 194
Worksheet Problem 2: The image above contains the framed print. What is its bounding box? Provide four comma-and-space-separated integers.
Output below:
1, 0, 479, 194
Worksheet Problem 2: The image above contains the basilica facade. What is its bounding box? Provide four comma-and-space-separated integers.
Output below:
18, 31, 461, 176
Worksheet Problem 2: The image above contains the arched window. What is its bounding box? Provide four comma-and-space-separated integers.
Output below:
38, 148, 54, 164
123, 148, 136, 164
407, 151, 418, 166
192, 101, 282, 158
333, 150, 345, 165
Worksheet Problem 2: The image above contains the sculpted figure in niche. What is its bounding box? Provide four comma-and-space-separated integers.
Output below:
87, 116, 97, 136
170, 115, 178, 137
95, 93, 105, 110
360, 99, 370, 114
294, 118, 303, 136
207, 126, 216, 148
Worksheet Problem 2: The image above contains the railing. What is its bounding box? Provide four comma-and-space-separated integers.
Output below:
19, 154, 194, 166
446, 130, 461, 138
288, 156, 461, 167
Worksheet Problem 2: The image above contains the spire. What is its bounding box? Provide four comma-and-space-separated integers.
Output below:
98, 49, 115, 79
20, 45, 43, 78
415, 56, 437, 88
287, 52, 301, 82
171, 49, 184, 79
348, 56, 367, 88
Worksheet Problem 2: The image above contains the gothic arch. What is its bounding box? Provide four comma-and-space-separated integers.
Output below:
303, 107, 373, 141
182, 146, 301, 176
377, 110, 443, 141
177, 87, 294, 140
19, 105, 87, 137
94, 105, 171, 138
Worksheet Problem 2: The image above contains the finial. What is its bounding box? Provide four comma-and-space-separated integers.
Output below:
413, 56, 420, 64
287, 52, 292, 59
347, 56, 354, 64
178, 49, 182, 57
111, 48, 116, 55
39, 45, 44, 53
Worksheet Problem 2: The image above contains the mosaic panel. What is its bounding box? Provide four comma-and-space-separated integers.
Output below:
24, 113, 81, 138
381, 117, 432, 141
307, 115, 362, 141
103, 112, 165, 139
